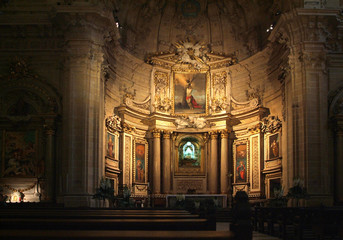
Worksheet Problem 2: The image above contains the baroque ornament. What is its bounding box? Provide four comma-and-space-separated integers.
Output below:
174, 116, 211, 129
210, 71, 228, 113
105, 115, 122, 132
173, 40, 209, 69
261, 116, 282, 133
154, 71, 171, 113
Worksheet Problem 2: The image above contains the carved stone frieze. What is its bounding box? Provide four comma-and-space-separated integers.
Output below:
174, 116, 212, 129
175, 179, 204, 193
230, 96, 259, 115
299, 51, 327, 70
248, 123, 262, 134
106, 114, 122, 132
251, 135, 260, 190
122, 122, 135, 133
153, 71, 171, 113
147, 39, 237, 70
123, 95, 151, 114
210, 71, 228, 113
261, 116, 282, 134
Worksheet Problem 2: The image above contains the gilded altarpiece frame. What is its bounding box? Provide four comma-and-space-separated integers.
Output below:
174, 134, 206, 176
263, 131, 282, 199
249, 134, 263, 197
233, 139, 249, 195
171, 71, 209, 116
2, 130, 39, 178
132, 138, 148, 196
122, 133, 133, 187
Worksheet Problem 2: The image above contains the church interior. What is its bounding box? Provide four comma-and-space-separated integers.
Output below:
0, 0, 343, 239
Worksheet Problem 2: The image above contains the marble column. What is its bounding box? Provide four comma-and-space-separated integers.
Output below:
153, 130, 161, 194
61, 14, 106, 206
209, 132, 218, 193
44, 120, 56, 201
335, 117, 343, 203
220, 130, 229, 194
162, 131, 171, 193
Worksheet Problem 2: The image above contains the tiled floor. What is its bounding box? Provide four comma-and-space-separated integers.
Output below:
216, 222, 281, 240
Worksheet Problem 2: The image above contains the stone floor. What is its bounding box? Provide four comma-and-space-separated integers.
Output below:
216, 222, 281, 240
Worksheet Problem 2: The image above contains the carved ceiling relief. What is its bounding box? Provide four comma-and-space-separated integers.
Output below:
210, 71, 228, 113
153, 71, 171, 113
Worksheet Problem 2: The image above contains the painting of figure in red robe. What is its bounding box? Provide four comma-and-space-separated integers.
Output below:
174, 73, 206, 114
135, 143, 145, 183
269, 133, 280, 159
236, 144, 247, 183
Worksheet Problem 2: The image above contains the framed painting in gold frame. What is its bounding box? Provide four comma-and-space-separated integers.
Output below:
2, 130, 38, 177
267, 132, 281, 160
172, 71, 209, 115
133, 138, 148, 184
233, 140, 249, 184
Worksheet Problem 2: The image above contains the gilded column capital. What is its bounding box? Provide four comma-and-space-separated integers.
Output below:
218, 129, 229, 138
209, 131, 218, 139
152, 129, 162, 138
163, 130, 172, 139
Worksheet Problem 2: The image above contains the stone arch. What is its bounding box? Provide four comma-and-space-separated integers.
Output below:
0, 58, 62, 202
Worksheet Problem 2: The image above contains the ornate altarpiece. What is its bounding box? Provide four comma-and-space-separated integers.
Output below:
113, 40, 280, 201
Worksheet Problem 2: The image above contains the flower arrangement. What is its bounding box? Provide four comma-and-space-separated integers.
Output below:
93, 177, 115, 203
287, 177, 308, 200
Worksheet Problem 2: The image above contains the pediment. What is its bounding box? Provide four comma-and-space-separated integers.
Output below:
146, 40, 237, 70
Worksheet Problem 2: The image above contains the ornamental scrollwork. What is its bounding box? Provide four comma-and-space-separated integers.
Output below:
210, 71, 228, 113
261, 116, 282, 134
174, 116, 212, 129
105, 114, 122, 132
153, 71, 171, 113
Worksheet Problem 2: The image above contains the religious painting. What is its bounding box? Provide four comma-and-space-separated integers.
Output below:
175, 134, 205, 176
178, 138, 201, 168
2, 130, 37, 177
235, 143, 247, 183
133, 139, 148, 183
173, 72, 208, 115
269, 133, 280, 159
106, 132, 115, 159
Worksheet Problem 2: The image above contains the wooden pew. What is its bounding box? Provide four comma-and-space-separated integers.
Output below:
0, 230, 235, 240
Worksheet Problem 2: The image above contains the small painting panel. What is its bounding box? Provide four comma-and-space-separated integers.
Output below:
134, 141, 148, 184
269, 133, 280, 159
235, 143, 247, 183
3, 130, 37, 177
173, 72, 207, 115
106, 132, 115, 159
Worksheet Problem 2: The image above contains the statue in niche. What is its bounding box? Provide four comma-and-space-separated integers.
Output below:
178, 138, 200, 167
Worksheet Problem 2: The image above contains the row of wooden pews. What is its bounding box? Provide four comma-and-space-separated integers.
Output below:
0, 207, 234, 239
253, 206, 343, 240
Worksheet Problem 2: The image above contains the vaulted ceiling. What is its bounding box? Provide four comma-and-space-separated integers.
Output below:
112, 0, 300, 61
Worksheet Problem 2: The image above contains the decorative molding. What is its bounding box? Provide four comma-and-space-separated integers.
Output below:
261, 116, 282, 134
146, 40, 237, 70
248, 123, 262, 134
230, 96, 259, 115
153, 71, 171, 113
122, 122, 135, 134
174, 116, 212, 129
124, 95, 151, 114
175, 179, 204, 193
105, 114, 122, 132
210, 71, 228, 113
251, 135, 260, 190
